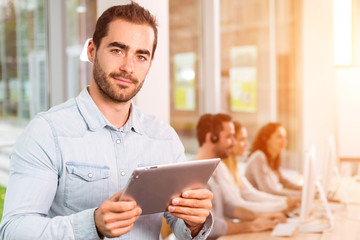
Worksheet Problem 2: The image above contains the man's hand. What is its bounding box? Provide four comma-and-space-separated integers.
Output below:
249, 217, 278, 232
258, 211, 287, 223
94, 190, 142, 238
168, 189, 213, 237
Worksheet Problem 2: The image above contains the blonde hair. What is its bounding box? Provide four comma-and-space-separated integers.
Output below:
223, 154, 242, 187
222, 121, 243, 187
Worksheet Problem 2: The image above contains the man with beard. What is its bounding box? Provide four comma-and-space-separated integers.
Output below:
194, 113, 286, 239
0, 2, 213, 240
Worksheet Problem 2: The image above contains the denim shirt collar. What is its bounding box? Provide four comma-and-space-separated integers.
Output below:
75, 87, 143, 135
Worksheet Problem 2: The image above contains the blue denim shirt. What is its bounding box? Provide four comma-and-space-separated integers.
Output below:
0, 88, 213, 240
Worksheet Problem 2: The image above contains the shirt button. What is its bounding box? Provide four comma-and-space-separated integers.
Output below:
121, 171, 126, 176
116, 139, 121, 144
88, 173, 93, 178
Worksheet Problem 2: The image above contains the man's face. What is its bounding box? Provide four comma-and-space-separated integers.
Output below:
212, 121, 235, 159
89, 19, 154, 102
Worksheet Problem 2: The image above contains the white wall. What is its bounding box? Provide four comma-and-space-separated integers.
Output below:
301, 0, 338, 170
97, 0, 170, 123
133, 0, 170, 123
336, 68, 360, 157
96, 0, 130, 14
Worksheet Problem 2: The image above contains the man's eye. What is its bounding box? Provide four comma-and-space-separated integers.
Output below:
137, 55, 147, 61
112, 49, 122, 54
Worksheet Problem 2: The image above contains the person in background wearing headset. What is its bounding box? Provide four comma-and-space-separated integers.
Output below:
194, 113, 286, 240
222, 121, 300, 212
245, 122, 302, 198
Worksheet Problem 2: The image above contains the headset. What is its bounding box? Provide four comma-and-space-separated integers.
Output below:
210, 133, 219, 143
210, 115, 219, 143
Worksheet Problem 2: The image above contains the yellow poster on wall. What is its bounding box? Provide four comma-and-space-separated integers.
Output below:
230, 46, 257, 112
173, 52, 196, 111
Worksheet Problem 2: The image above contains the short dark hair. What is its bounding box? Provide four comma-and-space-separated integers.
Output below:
92, 1, 158, 59
196, 113, 232, 147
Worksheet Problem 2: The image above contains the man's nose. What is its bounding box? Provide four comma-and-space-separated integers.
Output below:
119, 56, 134, 73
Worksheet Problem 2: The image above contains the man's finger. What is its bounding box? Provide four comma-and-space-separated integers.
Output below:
181, 189, 213, 200
101, 207, 142, 222
97, 200, 139, 214
168, 205, 209, 216
105, 215, 140, 229
171, 198, 212, 209
110, 191, 124, 201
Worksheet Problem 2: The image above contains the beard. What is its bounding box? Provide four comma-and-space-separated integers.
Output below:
93, 55, 144, 103
214, 145, 231, 159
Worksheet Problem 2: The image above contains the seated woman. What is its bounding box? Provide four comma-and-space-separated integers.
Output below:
222, 121, 300, 212
244, 122, 302, 198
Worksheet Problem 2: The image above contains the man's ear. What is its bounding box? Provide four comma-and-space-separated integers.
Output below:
87, 40, 96, 63
205, 132, 213, 144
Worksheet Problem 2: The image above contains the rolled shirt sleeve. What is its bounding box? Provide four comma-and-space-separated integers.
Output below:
164, 211, 214, 240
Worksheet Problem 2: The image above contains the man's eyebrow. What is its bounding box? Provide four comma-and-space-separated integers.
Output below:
107, 41, 151, 57
107, 42, 129, 51
136, 49, 151, 57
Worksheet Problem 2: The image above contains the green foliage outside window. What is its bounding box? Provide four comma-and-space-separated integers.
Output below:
0, 185, 6, 221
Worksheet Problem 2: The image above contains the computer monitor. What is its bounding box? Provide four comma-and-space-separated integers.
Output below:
299, 149, 317, 223
322, 135, 336, 198
299, 147, 334, 232
322, 135, 349, 205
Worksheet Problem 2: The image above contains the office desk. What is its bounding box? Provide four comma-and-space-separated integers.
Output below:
333, 176, 360, 204
217, 228, 320, 240
321, 204, 360, 240
218, 205, 360, 240
218, 178, 360, 240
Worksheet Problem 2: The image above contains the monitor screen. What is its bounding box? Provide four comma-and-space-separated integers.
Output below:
322, 135, 336, 198
300, 148, 317, 223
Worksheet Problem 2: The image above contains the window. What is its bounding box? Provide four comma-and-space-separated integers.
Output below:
334, 0, 353, 66
170, 0, 201, 155
354, 0, 360, 66
0, 0, 47, 123
0, 0, 96, 125
65, 0, 96, 99
220, 0, 299, 168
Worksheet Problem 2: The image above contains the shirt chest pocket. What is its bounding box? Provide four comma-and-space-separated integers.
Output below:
64, 162, 110, 212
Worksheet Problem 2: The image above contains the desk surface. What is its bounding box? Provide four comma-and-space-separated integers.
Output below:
218, 205, 360, 240
218, 177, 360, 240
321, 204, 360, 240
333, 176, 360, 204
217, 231, 320, 240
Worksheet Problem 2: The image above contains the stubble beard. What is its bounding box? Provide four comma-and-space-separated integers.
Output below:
93, 55, 145, 103
214, 145, 231, 159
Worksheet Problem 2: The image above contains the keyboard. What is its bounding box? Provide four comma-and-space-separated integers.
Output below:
271, 218, 299, 237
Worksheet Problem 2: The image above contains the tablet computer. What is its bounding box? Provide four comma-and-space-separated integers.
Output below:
120, 158, 220, 215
